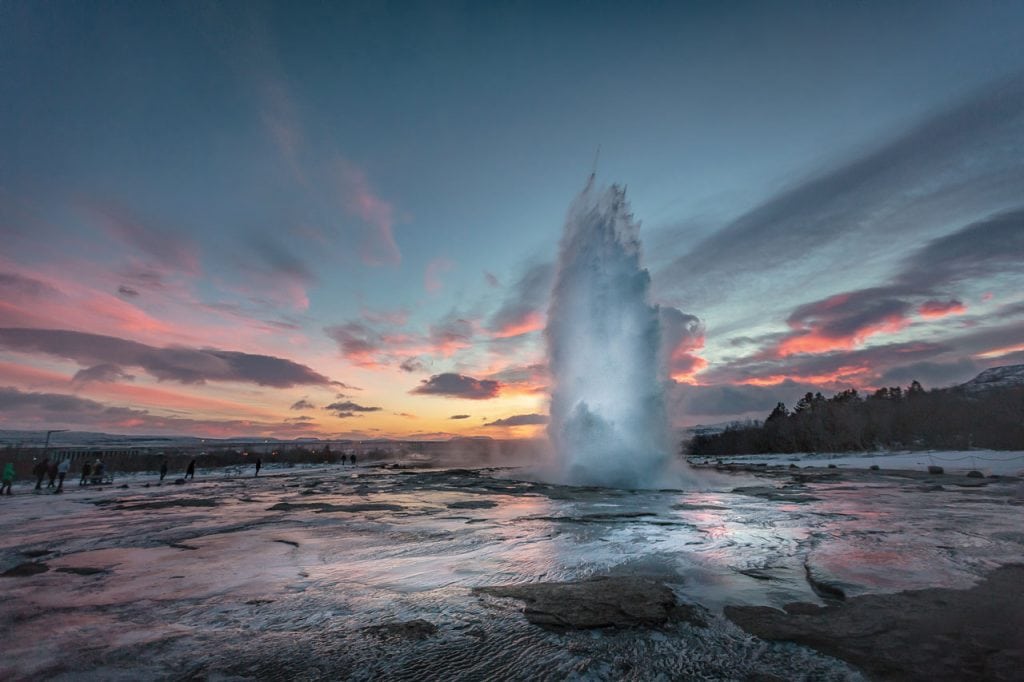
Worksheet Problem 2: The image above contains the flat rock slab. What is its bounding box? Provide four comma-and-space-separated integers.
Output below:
732, 485, 821, 503
725, 564, 1024, 681
361, 619, 438, 640
267, 502, 405, 513
446, 500, 498, 509
475, 576, 703, 630
55, 566, 109, 575
2, 562, 49, 577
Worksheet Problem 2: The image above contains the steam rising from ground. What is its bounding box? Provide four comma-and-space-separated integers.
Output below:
546, 179, 688, 488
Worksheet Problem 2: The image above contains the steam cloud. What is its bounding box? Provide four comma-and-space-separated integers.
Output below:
546, 180, 686, 488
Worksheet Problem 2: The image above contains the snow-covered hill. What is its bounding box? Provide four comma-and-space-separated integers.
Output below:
957, 364, 1024, 394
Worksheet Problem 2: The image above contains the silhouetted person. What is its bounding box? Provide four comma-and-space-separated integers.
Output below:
255, 457, 262, 477
1, 462, 14, 495
186, 458, 196, 480
93, 460, 105, 484
159, 460, 168, 482
56, 458, 69, 493
80, 461, 92, 486
350, 453, 356, 466
33, 458, 49, 490
46, 460, 58, 488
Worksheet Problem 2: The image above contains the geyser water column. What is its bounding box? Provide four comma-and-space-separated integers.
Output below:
546, 178, 670, 488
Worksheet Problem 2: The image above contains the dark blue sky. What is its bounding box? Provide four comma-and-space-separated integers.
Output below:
2, 1, 1023, 436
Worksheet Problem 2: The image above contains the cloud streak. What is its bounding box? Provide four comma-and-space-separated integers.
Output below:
658, 76, 1024, 308
0, 328, 334, 388
338, 160, 402, 266
483, 413, 547, 427
487, 262, 553, 338
0, 386, 318, 437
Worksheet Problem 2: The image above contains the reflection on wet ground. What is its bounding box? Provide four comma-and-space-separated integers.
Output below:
1, 463, 1021, 680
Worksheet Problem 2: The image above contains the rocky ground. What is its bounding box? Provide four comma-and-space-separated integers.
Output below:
1, 460, 1022, 680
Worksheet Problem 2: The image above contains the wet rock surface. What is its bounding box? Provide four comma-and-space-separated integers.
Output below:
361, 619, 438, 640
726, 564, 1024, 681
0, 460, 1021, 680
2, 561, 49, 577
446, 500, 498, 509
267, 501, 405, 513
476, 575, 702, 629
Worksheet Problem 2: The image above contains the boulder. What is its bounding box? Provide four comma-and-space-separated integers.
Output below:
361, 619, 437, 640
725, 565, 1024, 681
475, 575, 704, 630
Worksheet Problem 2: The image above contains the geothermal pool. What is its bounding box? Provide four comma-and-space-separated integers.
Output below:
1, 461, 1022, 680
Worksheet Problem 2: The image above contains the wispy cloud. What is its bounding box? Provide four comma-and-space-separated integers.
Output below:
0, 272, 59, 297
338, 160, 402, 266
768, 208, 1024, 357
486, 262, 553, 338
326, 309, 477, 370
82, 200, 201, 275
0, 328, 335, 388
425, 258, 454, 294
0, 385, 319, 438
484, 413, 547, 427
657, 76, 1024, 311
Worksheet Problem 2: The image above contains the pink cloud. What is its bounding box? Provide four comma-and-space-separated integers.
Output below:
80, 199, 201, 275
425, 258, 454, 294
338, 161, 402, 266
918, 299, 967, 319
326, 311, 478, 370
489, 311, 544, 339
774, 290, 913, 357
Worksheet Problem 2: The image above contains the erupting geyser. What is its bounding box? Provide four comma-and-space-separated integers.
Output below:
546, 178, 675, 488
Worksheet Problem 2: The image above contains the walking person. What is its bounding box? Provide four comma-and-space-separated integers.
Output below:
185, 458, 196, 481
80, 461, 92, 486
33, 458, 48, 491
255, 457, 262, 477
350, 453, 356, 466
1, 462, 14, 495
46, 460, 58, 488
159, 459, 168, 483
56, 458, 70, 493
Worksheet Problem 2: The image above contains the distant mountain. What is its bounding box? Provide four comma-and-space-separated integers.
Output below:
957, 364, 1024, 394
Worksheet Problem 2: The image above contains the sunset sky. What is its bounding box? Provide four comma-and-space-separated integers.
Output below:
2, 2, 1023, 440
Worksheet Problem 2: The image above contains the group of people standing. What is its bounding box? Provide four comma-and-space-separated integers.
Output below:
0, 452, 362, 496
31, 457, 73, 493
0, 456, 106, 495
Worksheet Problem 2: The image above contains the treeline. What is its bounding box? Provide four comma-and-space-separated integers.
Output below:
688, 381, 1024, 456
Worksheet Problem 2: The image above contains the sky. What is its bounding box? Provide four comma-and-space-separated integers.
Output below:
2, 1, 1024, 440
